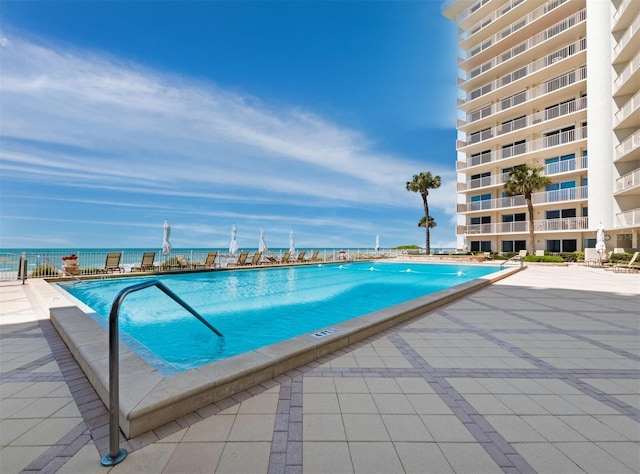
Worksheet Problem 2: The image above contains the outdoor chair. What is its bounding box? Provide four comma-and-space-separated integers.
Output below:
101, 252, 124, 273
247, 251, 262, 266
194, 251, 218, 270
295, 250, 307, 263
613, 252, 640, 273
227, 251, 249, 267
132, 252, 156, 272
306, 250, 320, 262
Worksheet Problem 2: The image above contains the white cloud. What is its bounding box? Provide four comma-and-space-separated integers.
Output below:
1, 34, 454, 210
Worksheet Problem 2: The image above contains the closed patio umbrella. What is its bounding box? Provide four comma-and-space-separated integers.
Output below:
229, 224, 238, 256
375, 235, 380, 254
289, 230, 295, 254
258, 228, 267, 253
595, 222, 606, 260
162, 219, 172, 256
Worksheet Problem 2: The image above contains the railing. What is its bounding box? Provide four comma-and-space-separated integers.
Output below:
460, 126, 587, 168
463, 154, 587, 191
454, 0, 491, 23
458, 185, 588, 212
460, 0, 528, 41
614, 51, 640, 92
101, 280, 222, 466
463, 96, 586, 146
0, 248, 417, 282
616, 208, 640, 227
616, 129, 640, 160
463, 6, 584, 62
461, 55, 587, 107
464, 36, 586, 106
461, 216, 589, 234
615, 89, 640, 126
615, 168, 640, 193
613, 11, 640, 59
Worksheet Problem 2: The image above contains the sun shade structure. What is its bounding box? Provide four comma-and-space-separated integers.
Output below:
162, 220, 171, 256
229, 224, 238, 256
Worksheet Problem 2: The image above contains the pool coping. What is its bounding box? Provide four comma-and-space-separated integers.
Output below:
31, 262, 522, 438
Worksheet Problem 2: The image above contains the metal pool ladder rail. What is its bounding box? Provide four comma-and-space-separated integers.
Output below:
101, 279, 223, 466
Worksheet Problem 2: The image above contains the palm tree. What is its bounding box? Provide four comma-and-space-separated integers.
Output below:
406, 172, 441, 255
418, 216, 437, 229
503, 164, 552, 253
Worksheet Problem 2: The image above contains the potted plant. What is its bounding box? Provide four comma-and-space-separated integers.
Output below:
62, 254, 79, 275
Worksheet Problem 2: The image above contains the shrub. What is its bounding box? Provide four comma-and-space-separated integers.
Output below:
523, 255, 565, 263
560, 252, 581, 262
610, 252, 634, 264
30, 263, 58, 277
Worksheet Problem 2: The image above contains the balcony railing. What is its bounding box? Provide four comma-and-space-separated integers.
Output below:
461, 126, 588, 168
616, 208, 640, 228
460, 0, 528, 42
463, 97, 586, 146
616, 129, 640, 160
615, 89, 640, 126
454, 0, 490, 23
613, 0, 633, 24
615, 168, 640, 193
613, 11, 640, 59
465, 36, 585, 95
461, 216, 589, 235
463, 6, 584, 63
458, 185, 588, 212
463, 155, 587, 191
460, 55, 587, 107
614, 51, 640, 92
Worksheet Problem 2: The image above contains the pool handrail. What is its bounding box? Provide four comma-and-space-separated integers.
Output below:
101, 279, 223, 466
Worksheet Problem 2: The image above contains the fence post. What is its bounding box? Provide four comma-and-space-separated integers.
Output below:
18, 253, 27, 284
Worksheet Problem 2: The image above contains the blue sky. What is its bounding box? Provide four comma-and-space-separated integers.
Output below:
0, 1, 458, 250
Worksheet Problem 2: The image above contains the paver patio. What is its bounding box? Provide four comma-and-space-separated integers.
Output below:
1, 264, 638, 473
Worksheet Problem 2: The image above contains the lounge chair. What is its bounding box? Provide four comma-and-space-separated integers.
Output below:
535, 250, 545, 257
613, 251, 640, 273
228, 251, 249, 267
169, 255, 190, 270
279, 251, 291, 264
295, 250, 307, 263
247, 251, 262, 266
194, 251, 218, 270
101, 252, 123, 273
306, 250, 320, 262
132, 252, 156, 272
518, 250, 527, 259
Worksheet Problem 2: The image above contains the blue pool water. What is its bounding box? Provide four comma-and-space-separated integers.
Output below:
58, 262, 499, 375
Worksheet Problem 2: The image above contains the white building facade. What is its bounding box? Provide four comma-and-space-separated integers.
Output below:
443, 0, 639, 254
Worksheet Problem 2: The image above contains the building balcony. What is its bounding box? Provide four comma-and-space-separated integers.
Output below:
460, 19, 585, 92
614, 90, 640, 129
615, 168, 640, 195
615, 129, 640, 163
459, 97, 586, 147
613, 0, 636, 28
616, 207, 640, 229
459, 0, 537, 47
457, 185, 588, 213
457, 125, 588, 171
613, 11, 640, 64
460, 6, 585, 70
613, 51, 640, 97
458, 154, 587, 192
458, 216, 589, 235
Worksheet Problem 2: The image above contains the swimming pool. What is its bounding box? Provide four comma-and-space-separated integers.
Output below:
45, 260, 519, 437
58, 262, 500, 375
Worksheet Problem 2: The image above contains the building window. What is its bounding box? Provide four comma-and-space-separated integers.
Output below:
470, 216, 491, 225
502, 240, 526, 252
502, 139, 526, 158
544, 126, 575, 147
470, 193, 491, 210
470, 150, 492, 166
470, 171, 491, 188
546, 239, 577, 253
502, 213, 526, 222
545, 153, 575, 174
471, 241, 492, 252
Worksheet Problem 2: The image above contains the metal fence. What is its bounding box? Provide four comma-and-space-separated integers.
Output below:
0, 248, 445, 282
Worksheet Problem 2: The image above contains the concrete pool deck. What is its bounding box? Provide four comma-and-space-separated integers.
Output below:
1, 264, 638, 473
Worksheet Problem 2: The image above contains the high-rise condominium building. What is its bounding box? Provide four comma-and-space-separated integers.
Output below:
443, 0, 639, 255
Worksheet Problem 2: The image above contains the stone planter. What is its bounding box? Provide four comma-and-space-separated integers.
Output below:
63, 259, 78, 275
